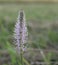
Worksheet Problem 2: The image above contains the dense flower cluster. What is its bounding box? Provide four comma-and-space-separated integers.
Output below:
14, 10, 28, 53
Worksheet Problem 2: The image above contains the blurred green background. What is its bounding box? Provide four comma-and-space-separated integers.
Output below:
0, 0, 58, 65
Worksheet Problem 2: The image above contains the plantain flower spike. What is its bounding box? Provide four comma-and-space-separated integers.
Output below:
14, 10, 28, 53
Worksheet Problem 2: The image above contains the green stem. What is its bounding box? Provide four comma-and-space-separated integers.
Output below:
20, 48, 23, 65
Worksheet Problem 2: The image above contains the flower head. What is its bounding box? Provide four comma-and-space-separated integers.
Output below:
14, 10, 28, 53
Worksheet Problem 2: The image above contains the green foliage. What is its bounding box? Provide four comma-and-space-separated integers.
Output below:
0, 3, 58, 65
6, 42, 18, 65
39, 37, 47, 48
5, 42, 30, 65
48, 31, 58, 44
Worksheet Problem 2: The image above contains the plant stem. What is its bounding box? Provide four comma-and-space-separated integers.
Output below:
20, 47, 23, 65
20, 10, 24, 65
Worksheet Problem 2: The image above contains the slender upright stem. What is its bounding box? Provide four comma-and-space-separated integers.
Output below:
20, 11, 24, 65
14, 10, 28, 65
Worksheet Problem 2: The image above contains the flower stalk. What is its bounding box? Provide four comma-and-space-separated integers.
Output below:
14, 10, 28, 65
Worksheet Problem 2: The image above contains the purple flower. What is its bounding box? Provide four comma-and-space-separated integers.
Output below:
13, 10, 28, 53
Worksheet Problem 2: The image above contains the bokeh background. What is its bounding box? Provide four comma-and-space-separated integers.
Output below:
0, 0, 58, 65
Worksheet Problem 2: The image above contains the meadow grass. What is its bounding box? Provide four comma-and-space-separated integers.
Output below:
0, 3, 58, 65
0, 3, 58, 22
0, 3, 58, 49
